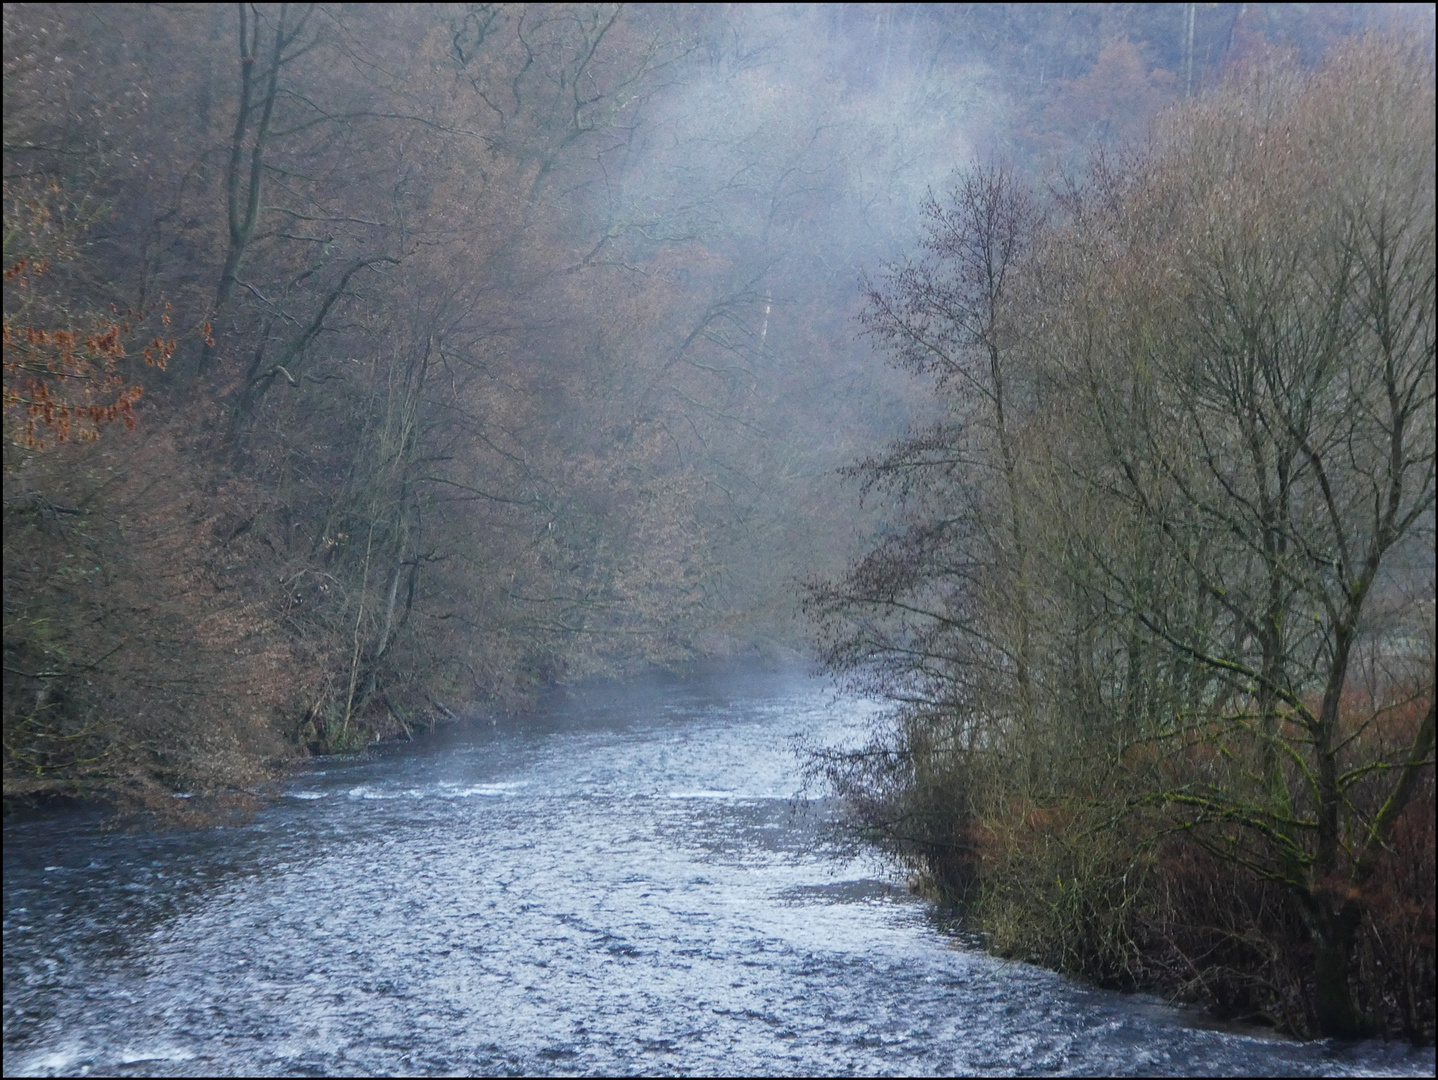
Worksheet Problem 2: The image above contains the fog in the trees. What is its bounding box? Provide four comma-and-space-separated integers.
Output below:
4, 2, 1434, 1043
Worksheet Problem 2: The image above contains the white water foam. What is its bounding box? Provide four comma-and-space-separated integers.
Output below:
666, 789, 740, 799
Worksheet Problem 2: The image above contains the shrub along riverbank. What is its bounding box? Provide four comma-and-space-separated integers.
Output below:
810, 38, 1435, 1042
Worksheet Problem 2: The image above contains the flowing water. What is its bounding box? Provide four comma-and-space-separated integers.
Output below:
3, 668, 1432, 1077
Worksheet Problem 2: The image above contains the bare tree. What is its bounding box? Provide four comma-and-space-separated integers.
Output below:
814, 39, 1434, 1039
1047, 40, 1435, 1036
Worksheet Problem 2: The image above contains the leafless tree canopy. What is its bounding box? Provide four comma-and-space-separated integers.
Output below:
811, 38, 1434, 1041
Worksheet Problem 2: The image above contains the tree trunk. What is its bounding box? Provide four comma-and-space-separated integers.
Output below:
1311, 897, 1370, 1038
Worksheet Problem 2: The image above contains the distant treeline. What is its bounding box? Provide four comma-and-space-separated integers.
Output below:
810, 38, 1434, 1042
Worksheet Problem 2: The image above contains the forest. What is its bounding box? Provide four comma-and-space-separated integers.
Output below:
3, 1, 1433, 1045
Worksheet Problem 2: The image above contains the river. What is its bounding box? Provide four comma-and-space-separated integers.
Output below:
3, 668, 1432, 1076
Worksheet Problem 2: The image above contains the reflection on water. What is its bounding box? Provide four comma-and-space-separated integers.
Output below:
4, 668, 1433, 1077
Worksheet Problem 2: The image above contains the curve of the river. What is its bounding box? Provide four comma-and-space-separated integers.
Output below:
3, 668, 1432, 1077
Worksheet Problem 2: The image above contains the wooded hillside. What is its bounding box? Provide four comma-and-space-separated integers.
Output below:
5, 4, 1423, 819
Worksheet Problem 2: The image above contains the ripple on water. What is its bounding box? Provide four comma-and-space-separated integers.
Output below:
4, 669, 1434, 1077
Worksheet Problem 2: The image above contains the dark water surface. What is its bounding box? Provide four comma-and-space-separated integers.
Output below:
4, 669, 1433, 1077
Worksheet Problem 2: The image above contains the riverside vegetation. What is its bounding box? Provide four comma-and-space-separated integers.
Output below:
809, 38, 1434, 1043
4, 3, 922, 808
7, 1, 1346, 807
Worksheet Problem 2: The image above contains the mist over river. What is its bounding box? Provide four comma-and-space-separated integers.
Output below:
4, 668, 1432, 1077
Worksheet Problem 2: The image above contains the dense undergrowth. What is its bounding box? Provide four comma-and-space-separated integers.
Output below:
821, 688, 1435, 1042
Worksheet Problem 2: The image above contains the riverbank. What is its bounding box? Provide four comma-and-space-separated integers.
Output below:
7, 671, 1432, 1077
